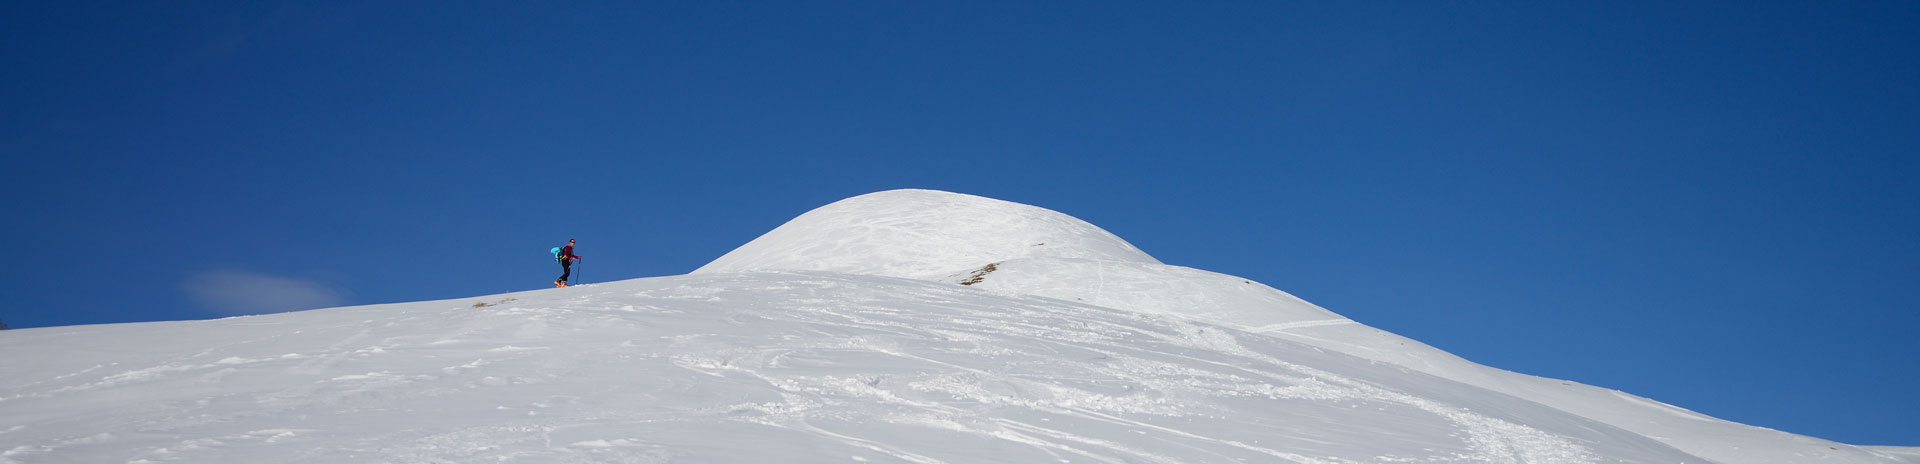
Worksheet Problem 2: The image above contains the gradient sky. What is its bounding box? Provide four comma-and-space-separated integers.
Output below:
3, 1, 1915, 446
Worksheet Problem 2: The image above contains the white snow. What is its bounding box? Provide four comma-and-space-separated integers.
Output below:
694, 189, 1160, 280
0, 189, 1912, 463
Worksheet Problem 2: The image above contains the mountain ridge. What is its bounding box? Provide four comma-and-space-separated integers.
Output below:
1, 189, 1912, 463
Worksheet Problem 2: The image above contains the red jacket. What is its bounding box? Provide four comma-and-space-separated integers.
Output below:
561, 245, 581, 260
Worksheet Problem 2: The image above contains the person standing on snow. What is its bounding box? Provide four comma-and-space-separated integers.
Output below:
556, 238, 582, 287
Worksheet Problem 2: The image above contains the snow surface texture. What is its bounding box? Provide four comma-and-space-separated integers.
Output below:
1, 189, 1913, 463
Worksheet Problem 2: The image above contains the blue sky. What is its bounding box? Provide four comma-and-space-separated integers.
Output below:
3, 0, 1915, 446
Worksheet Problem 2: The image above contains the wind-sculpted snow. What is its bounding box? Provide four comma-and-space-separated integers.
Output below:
945, 258, 1347, 330
694, 190, 1159, 280
0, 273, 1702, 463
935, 252, 1916, 463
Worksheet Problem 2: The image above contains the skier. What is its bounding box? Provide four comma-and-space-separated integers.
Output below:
555, 238, 582, 287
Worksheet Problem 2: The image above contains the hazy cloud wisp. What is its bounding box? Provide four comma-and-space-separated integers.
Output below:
184, 270, 349, 316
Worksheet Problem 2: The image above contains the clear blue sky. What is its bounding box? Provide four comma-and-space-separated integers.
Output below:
3, 0, 1915, 446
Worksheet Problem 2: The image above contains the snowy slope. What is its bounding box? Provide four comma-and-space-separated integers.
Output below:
1, 189, 1913, 463
0, 273, 1694, 463
700, 189, 1919, 463
964, 258, 1908, 463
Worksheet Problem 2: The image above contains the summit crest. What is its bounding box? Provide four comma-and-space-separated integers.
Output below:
693, 189, 1159, 280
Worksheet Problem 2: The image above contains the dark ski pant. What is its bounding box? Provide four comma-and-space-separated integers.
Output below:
557, 259, 572, 283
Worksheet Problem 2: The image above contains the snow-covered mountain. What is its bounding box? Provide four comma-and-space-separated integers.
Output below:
2, 189, 1913, 463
